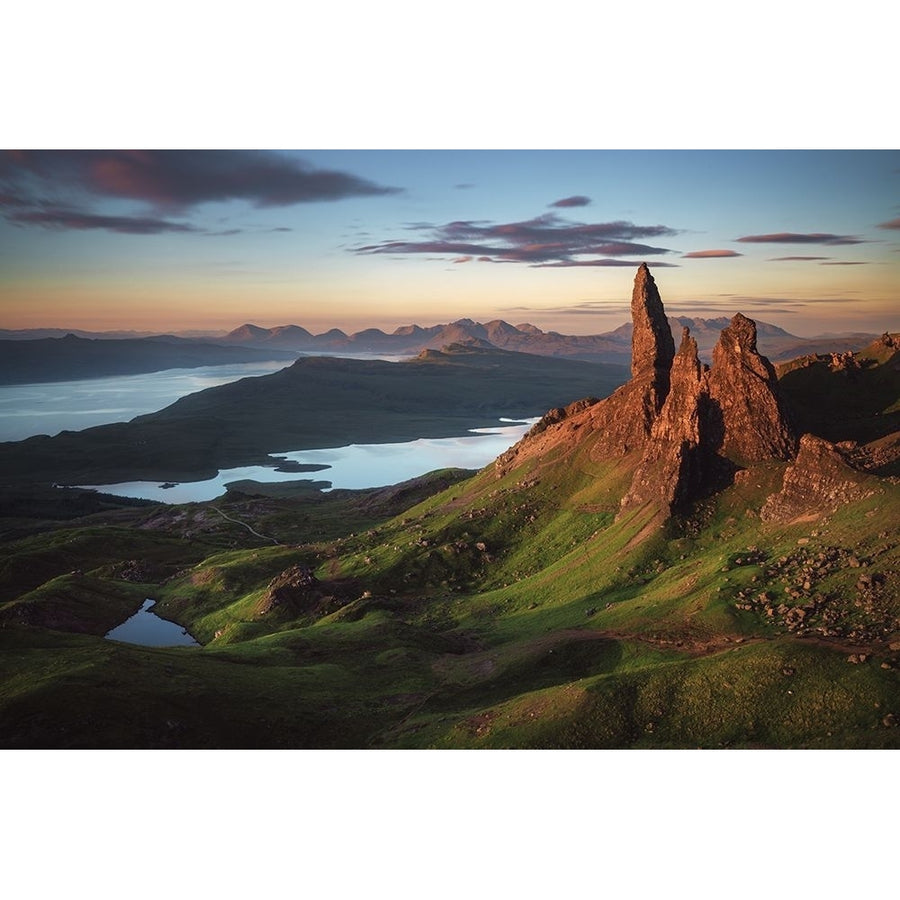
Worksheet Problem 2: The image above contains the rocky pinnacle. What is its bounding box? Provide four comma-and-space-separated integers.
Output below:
707, 312, 797, 463
631, 263, 676, 383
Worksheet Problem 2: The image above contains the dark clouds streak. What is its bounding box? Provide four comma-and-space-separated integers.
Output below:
0, 150, 401, 236
7, 207, 198, 234
737, 231, 865, 245
550, 195, 591, 208
355, 213, 680, 266
533, 259, 679, 268
1, 150, 401, 210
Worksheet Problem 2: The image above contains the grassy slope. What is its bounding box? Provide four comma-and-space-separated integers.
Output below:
1, 346, 898, 749
2, 430, 897, 748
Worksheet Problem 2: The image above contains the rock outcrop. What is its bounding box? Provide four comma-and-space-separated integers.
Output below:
496, 265, 678, 473
620, 328, 707, 513
256, 564, 320, 617
629, 262, 677, 432
706, 313, 796, 464
498, 264, 798, 520
620, 311, 797, 517
761, 434, 872, 523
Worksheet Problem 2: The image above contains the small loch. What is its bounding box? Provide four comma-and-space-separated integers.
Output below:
105, 599, 200, 648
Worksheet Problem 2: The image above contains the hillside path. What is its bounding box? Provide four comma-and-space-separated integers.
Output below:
209, 506, 280, 545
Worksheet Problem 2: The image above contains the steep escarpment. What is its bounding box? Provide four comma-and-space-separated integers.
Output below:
498, 264, 797, 519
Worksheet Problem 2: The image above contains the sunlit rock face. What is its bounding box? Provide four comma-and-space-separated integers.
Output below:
761, 433, 871, 523
497, 265, 799, 520
706, 313, 797, 465
620, 327, 708, 514
628, 261, 677, 436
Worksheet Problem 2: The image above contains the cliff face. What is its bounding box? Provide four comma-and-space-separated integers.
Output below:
706, 313, 797, 464
622, 307, 796, 517
760, 434, 873, 523
497, 264, 799, 520
630, 263, 677, 432
620, 327, 708, 513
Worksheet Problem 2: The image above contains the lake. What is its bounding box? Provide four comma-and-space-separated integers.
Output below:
105, 599, 200, 647
78, 418, 538, 503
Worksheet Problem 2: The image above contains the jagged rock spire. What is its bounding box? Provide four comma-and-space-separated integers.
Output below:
631, 263, 676, 384
619, 311, 796, 519
499, 268, 798, 520
620, 327, 708, 515
707, 313, 797, 463
621, 262, 679, 443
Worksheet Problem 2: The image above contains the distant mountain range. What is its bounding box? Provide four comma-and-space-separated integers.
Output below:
1, 319, 881, 384
217, 317, 880, 365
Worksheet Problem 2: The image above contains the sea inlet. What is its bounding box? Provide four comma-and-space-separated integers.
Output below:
77, 418, 538, 503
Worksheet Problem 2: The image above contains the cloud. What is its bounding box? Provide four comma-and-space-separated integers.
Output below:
454, 183, 475, 190
877, 217, 900, 229
820, 261, 869, 265
452, 256, 473, 264
355, 212, 680, 266
500, 301, 634, 316
533, 258, 679, 268
682, 249, 742, 259
770, 256, 831, 261
0, 150, 402, 212
737, 231, 865, 245
6, 207, 198, 234
550, 195, 591, 208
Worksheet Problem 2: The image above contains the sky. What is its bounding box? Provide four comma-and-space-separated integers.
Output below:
1, 148, 898, 337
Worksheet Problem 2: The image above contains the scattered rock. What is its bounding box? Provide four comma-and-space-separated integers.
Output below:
256, 564, 320, 617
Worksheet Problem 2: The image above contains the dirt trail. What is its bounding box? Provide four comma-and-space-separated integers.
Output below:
209, 506, 279, 545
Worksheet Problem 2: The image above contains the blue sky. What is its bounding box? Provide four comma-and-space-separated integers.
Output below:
1, 149, 897, 336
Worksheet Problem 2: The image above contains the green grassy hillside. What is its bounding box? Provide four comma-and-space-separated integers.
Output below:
1, 341, 898, 749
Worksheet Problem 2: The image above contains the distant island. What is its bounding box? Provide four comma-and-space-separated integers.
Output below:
0, 333, 296, 385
